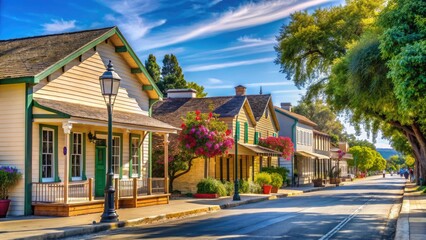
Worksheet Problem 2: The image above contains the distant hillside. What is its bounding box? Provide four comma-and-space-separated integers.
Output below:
377, 148, 400, 160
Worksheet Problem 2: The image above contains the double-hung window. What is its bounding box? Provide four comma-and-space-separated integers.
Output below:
41, 127, 55, 182
130, 136, 140, 177
71, 133, 83, 180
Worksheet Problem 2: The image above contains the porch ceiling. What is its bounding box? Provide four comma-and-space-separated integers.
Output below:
34, 98, 179, 133
239, 143, 282, 157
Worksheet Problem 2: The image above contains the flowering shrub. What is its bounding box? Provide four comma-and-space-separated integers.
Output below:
179, 110, 234, 158
258, 136, 294, 159
0, 166, 22, 199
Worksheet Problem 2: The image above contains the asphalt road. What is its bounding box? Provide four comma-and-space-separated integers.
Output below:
85, 175, 405, 240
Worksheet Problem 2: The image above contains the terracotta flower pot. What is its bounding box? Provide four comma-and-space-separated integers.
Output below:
193, 193, 219, 198
263, 185, 272, 194
0, 199, 11, 218
271, 186, 279, 193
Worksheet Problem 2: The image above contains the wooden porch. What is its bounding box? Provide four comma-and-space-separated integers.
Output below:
32, 177, 168, 217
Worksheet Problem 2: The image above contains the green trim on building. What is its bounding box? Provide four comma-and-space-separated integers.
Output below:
95, 131, 124, 179
33, 101, 71, 118
129, 133, 141, 178
254, 132, 259, 144
33, 114, 68, 119
0, 77, 35, 85
24, 83, 33, 215
244, 122, 248, 143
115, 46, 127, 52
39, 124, 60, 182
236, 121, 240, 141
33, 29, 116, 83
142, 85, 154, 91
131, 68, 142, 74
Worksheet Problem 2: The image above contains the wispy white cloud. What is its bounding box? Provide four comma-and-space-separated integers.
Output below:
137, 0, 335, 50
186, 57, 274, 72
42, 19, 77, 33
205, 81, 293, 89
238, 36, 264, 43
208, 0, 223, 7
207, 78, 223, 84
98, 0, 166, 41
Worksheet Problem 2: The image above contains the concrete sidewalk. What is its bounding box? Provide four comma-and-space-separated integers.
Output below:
0, 185, 335, 240
395, 182, 426, 240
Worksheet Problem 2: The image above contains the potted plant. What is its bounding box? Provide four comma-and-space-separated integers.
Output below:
255, 172, 272, 194
312, 178, 324, 187
270, 173, 283, 193
0, 166, 22, 218
194, 178, 226, 198
328, 167, 341, 185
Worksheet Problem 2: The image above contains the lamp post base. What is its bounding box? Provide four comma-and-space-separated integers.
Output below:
233, 179, 241, 201
100, 174, 119, 223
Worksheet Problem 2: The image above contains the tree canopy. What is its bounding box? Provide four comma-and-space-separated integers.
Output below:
144, 54, 207, 98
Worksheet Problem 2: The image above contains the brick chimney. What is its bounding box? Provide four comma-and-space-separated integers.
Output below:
167, 89, 197, 98
235, 85, 246, 96
281, 102, 292, 111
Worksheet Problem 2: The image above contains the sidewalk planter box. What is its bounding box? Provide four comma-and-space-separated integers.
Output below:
312, 178, 324, 187
262, 185, 272, 194
330, 178, 341, 185
193, 193, 219, 198
0, 199, 11, 218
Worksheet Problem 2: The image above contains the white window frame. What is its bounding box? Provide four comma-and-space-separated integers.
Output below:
42, 128, 55, 182
131, 137, 140, 178
71, 132, 83, 181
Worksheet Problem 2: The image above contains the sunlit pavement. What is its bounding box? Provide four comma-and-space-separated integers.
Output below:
85, 175, 405, 240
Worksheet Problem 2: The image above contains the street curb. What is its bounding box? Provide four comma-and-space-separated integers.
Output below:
394, 181, 410, 240
15, 186, 335, 240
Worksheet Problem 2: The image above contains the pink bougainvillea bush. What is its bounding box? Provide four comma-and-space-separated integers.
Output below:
258, 136, 294, 159
179, 110, 234, 158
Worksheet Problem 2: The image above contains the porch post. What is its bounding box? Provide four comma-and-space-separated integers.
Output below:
62, 121, 72, 204
163, 133, 169, 194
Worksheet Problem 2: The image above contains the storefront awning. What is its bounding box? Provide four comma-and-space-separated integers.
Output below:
295, 150, 315, 159
310, 152, 330, 160
239, 143, 282, 157
33, 98, 179, 133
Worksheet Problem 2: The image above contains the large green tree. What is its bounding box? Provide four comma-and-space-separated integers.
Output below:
147, 54, 207, 98
145, 54, 161, 83
159, 54, 187, 95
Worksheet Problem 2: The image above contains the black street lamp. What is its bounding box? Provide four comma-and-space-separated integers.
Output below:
233, 122, 241, 201
99, 60, 120, 223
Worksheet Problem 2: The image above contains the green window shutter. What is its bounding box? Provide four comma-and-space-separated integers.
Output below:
273, 133, 277, 137
244, 122, 248, 143
236, 121, 240, 141
254, 132, 259, 144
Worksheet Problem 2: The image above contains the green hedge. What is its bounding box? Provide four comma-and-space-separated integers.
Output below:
261, 166, 288, 183
196, 178, 227, 196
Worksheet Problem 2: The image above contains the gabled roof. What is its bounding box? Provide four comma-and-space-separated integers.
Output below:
152, 96, 256, 128
34, 98, 178, 133
0, 27, 162, 99
274, 106, 317, 127
246, 94, 280, 131
0, 27, 112, 80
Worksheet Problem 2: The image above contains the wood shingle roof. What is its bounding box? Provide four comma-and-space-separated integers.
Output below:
152, 96, 247, 128
0, 27, 113, 80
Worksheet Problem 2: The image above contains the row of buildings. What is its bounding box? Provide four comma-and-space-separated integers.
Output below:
0, 26, 351, 217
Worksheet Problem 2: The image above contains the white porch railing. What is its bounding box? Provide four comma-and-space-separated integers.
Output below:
32, 179, 93, 203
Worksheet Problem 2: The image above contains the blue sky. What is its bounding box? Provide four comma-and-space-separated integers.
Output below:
0, 0, 391, 148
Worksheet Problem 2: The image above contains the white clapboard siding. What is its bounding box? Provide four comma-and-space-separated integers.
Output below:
33, 42, 150, 115
0, 84, 26, 216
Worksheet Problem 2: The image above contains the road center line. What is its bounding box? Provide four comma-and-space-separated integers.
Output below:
319, 198, 375, 240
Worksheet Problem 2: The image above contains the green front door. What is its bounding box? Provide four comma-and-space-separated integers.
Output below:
95, 146, 106, 197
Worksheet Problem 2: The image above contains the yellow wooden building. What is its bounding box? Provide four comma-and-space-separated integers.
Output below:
152, 86, 281, 193
0, 27, 178, 216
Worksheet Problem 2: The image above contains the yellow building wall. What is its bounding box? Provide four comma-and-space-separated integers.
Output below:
0, 84, 26, 216
256, 106, 278, 138
33, 42, 150, 114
